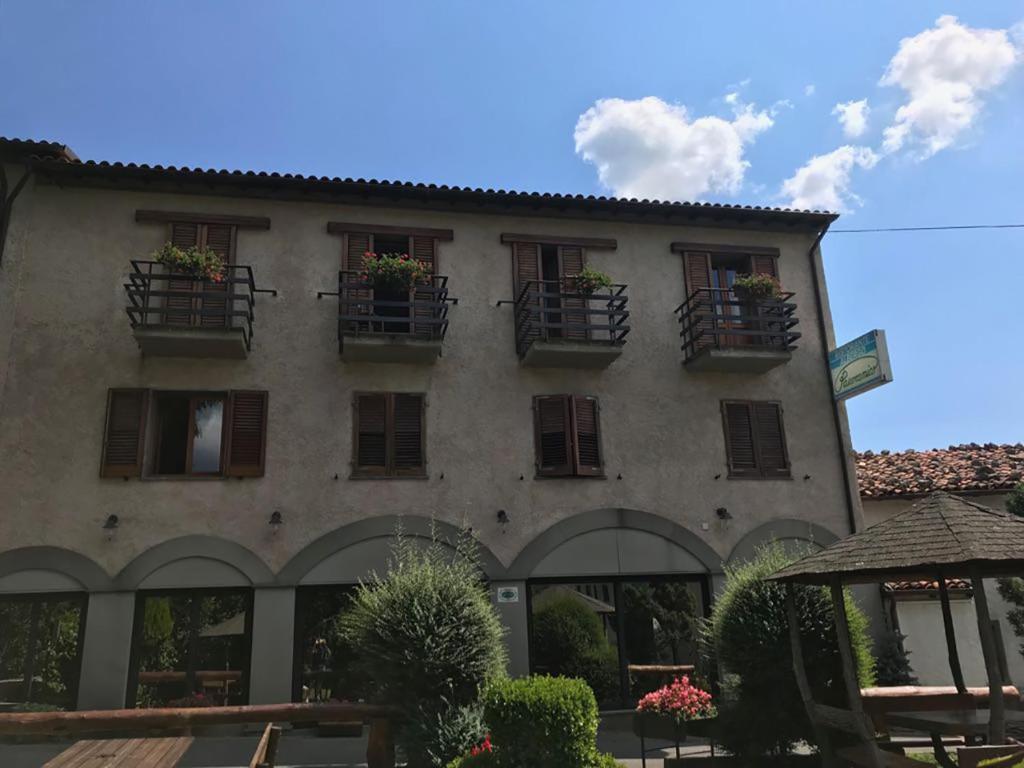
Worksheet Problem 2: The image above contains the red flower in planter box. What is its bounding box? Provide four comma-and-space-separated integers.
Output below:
636, 676, 716, 722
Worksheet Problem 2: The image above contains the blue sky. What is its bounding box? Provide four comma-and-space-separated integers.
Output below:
2, 1, 1022, 451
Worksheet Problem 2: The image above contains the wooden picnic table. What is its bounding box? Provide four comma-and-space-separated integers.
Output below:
886, 709, 1024, 768
43, 736, 193, 767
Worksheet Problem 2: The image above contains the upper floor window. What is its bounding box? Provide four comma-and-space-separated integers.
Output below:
352, 392, 426, 478
720, 400, 790, 479
100, 389, 268, 479
533, 395, 603, 477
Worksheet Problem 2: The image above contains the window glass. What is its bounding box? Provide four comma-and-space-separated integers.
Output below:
0, 595, 86, 711
191, 399, 224, 474
130, 590, 251, 708
293, 586, 371, 703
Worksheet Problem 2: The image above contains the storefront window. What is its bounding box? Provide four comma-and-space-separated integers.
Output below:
528, 576, 707, 708
128, 589, 252, 708
292, 585, 371, 703
0, 593, 86, 711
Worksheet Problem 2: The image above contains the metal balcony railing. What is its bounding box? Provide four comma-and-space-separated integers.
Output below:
330, 271, 451, 344
513, 279, 630, 358
124, 260, 261, 350
675, 287, 800, 362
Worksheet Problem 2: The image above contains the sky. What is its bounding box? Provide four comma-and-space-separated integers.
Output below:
1, 0, 1022, 451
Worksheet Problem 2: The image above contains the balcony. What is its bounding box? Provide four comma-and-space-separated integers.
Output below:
514, 279, 629, 368
329, 271, 451, 363
124, 261, 262, 359
676, 288, 800, 373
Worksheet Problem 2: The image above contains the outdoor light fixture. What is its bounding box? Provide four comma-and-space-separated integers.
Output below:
269, 510, 283, 534
103, 514, 119, 541
715, 507, 732, 521
497, 510, 510, 524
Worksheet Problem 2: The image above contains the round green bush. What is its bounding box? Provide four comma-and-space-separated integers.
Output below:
337, 525, 507, 768
704, 543, 875, 758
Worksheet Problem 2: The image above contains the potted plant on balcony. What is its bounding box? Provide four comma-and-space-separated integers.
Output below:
632, 675, 717, 762
360, 251, 429, 291
154, 242, 225, 282
731, 273, 780, 302
571, 266, 614, 295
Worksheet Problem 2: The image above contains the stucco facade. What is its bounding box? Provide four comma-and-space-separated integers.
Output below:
0, 145, 864, 710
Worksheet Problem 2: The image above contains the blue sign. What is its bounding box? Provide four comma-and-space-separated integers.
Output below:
829, 330, 893, 401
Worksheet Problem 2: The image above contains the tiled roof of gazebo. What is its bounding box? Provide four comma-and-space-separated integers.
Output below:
772, 491, 1024, 584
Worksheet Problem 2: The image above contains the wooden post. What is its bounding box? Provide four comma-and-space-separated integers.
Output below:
971, 571, 1005, 744
937, 572, 968, 694
831, 578, 883, 768
786, 584, 835, 767
367, 717, 395, 768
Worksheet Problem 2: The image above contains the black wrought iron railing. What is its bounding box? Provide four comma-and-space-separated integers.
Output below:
513, 279, 630, 358
675, 287, 800, 362
321, 271, 452, 347
124, 260, 267, 351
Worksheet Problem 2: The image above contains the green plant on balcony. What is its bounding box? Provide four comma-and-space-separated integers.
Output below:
153, 242, 225, 282
571, 266, 613, 295
361, 251, 430, 291
731, 273, 781, 301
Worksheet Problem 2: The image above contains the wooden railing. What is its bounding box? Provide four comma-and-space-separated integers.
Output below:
124, 260, 269, 351
675, 287, 799, 362
513, 279, 630, 358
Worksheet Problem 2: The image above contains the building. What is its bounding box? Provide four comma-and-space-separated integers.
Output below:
857, 444, 1024, 686
0, 136, 862, 712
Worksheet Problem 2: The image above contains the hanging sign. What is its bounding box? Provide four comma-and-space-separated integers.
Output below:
496, 586, 520, 604
830, 330, 893, 400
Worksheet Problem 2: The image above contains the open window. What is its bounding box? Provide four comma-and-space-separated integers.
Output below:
533, 395, 604, 477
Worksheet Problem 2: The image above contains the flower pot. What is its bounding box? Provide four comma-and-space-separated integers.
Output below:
633, 711, 687, 742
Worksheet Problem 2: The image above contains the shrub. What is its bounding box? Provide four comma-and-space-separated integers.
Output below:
704, 543, 875, 759
336, 524, 507, 768
874, 629, 918, 686
153, 242, 224, 282
571, 266, 613, 294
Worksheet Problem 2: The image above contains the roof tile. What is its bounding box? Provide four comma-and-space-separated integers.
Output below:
856, 444, 1024, 499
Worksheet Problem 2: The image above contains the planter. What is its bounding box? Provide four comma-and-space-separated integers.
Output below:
633, 711, 688, 742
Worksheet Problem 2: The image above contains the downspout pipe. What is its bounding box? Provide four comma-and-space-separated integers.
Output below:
807, 221, 860, 535
0, 163, 34, 267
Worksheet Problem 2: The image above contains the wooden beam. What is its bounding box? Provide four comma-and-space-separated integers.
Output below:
500, 233, 617, 250
135, 210, 271, 229
937, 573, 968, 694
786, 584, 836, 766
971, 570, 1005, 745
670, 242, 780, 256
327, 221, 454, 240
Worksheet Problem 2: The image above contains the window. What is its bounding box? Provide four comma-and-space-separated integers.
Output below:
292, 585, 370, 703
352, 392, 426, 477
721, 400, 790, 478
163, 222, 235, 329
100, 389, 268, 479
0, 593, 87, 711
533, 395, 603, 477
127, 589, 253, 708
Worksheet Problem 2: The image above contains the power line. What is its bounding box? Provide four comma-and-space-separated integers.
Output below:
830, 223, 1024, 233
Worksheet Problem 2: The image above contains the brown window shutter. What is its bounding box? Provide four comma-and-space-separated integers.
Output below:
512, 242, 542, 344
101, 389, 149, 478
342, 232, 373, 326
411, 236, 438, 337
683, 251, 714, 350
164, 223, 201, 326
571, 396, 603, 476
354, 393, 388, 475
534, 395, 572, 476
198, 223, 235, 328
753, 402, 790, 477
721, 401, 759, 477
752, 254, 778, 278
559, 245, 588, 340
225, 391, 268, 477
392, 393, 426, 476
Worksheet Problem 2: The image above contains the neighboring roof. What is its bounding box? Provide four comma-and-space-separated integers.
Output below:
884, 578, 972, 594
0, 137, 78, 163
856, 444, 1024, 499
772, 492, 1024, 584
0, 135, 838, 231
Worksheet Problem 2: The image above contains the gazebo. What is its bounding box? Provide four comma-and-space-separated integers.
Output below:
771, 491, 1024, 767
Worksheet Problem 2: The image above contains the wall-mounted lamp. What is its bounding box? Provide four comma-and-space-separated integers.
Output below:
269, 510, 284, 534
715, 507, 732, 521
497, 510, 510, 525
103, 514, 119, 541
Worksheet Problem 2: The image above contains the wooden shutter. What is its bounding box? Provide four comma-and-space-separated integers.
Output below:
392, 393, 425, 476
342, 232, 373, 329
722, 401, 759, 478
753, 402, 790, 477
571, 396, 603, 476
354, 393, 387, 476
198, 223, 234, 328
752, 254, 778, 278
100, 389, 149, 478
163, 222, 200, 326
559, 245, 588, 341
683, 251, 715, 350
513, 242, 542, 345
411, 236, 438, 337
224, 391, 267, 477
533, 395, 572, 476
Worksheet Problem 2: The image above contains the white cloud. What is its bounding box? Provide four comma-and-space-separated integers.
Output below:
781, 145, 879, 212
833, 99, 870, 138
804, 84, 816, 96
880, 15, 1020, 157
573, 96, 773, 201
